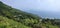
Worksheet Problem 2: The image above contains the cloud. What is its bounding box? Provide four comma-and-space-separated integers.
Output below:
1, 0, 60, 12
39, 0, 60, 12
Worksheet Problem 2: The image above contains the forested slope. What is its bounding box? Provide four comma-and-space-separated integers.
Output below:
0, 1, 60, 28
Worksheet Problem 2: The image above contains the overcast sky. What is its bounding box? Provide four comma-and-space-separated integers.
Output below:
0, 0, 60, 12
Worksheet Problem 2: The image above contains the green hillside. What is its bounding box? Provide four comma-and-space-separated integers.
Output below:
0, 16, 32, 28
0, 1, 60, 28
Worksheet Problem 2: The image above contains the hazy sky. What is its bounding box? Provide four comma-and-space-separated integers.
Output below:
0, 0, 60, 12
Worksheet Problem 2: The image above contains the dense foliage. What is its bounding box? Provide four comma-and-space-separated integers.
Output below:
0, 1, 60, 28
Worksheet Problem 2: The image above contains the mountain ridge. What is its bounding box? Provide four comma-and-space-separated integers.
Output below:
22, 9, 60, 19
0, 1, 60, 28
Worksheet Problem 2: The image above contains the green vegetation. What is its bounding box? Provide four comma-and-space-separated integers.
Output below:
0, 1, 60, 28
0, 16, 31, 28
